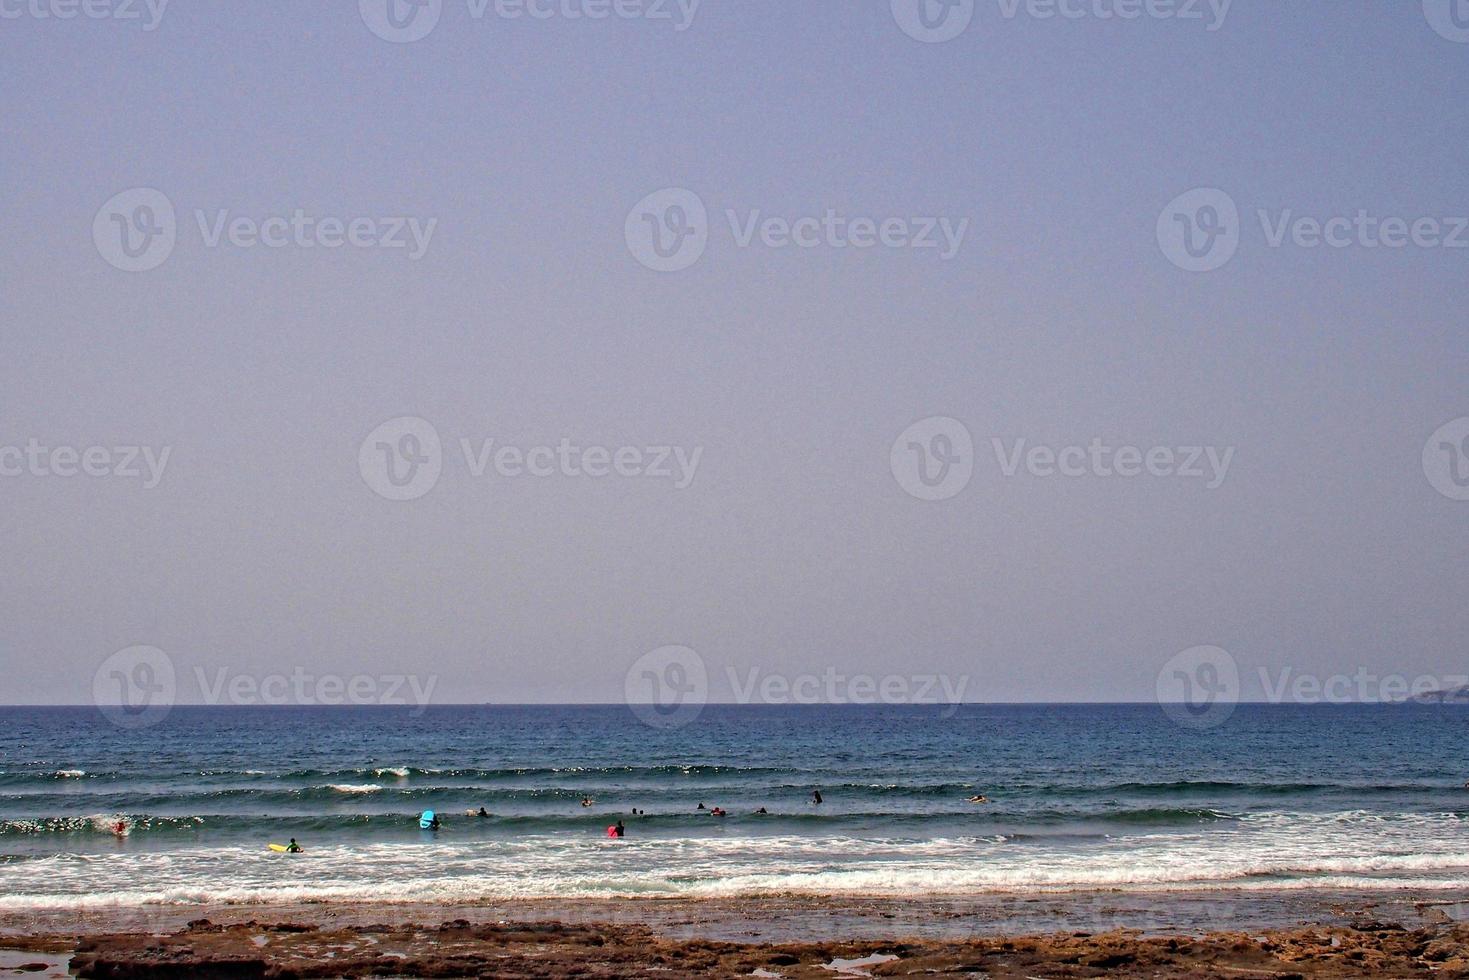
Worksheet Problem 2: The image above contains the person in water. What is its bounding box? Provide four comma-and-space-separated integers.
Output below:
286, 838, 302, 853
477, 807, 490, 818
581, 797, 595, 807
428, 814, 441, 830
697, 803, 707, 810
754, 807, 768, 814
613, 820, 625, 837
811, 789, 823, 805
967, 795, 989, 804
710, 806, 726, 817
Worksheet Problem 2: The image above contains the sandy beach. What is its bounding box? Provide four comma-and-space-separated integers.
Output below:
5, 889, 1469, 978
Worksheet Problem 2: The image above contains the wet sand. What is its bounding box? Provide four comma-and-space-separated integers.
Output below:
3, 888, 1469, 977
4, 914, 1469, 978
0, 949, 69, 978
3, 887, 1467, 942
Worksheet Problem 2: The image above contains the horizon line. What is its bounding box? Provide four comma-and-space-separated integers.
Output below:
4, 700, 1461, 709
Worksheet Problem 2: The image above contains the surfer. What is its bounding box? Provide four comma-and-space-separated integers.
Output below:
967, 795, 989, 804
697, 803, 707, 810
286, 838, 302, 853
612, 820, 625, 837
754, 807, 768, 814
476, 807, 490, 818
580, 797, 595, 807
811, 789, 823, 805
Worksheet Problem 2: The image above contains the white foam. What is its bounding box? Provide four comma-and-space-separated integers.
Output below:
6, 810, 1469, 908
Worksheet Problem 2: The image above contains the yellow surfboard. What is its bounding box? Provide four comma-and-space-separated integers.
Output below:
267, 844, 289, 853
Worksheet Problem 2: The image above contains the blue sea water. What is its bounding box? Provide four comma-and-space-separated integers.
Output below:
2, 704, 1468, 910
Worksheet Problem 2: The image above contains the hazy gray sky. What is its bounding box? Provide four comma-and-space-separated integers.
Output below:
2, 0, 1467, 706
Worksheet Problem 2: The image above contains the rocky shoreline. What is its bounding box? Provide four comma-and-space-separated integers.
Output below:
5, 916, 1469, 978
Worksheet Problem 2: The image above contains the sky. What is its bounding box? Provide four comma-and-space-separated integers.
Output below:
1, 0, 1467, 708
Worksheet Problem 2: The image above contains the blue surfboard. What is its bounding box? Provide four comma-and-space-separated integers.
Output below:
419, 810, 437, 829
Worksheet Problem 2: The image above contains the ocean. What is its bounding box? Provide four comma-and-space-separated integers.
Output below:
2, 704, 1468, 911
